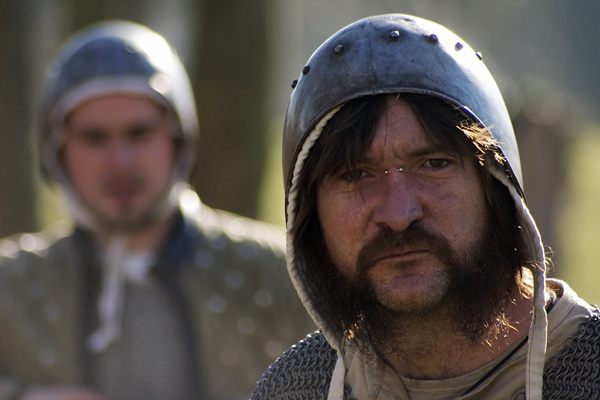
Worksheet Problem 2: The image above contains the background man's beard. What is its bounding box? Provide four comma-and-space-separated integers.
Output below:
309, 220, 522, 356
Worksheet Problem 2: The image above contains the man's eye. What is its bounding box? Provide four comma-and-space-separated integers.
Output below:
425, 158, 450, 169
340, 169, 367, 182
76, 130, 106, 146
128, 125, 155, 141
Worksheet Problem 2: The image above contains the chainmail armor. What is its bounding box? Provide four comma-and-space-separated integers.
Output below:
543, 307, 600, 399
251, 331, 352, 400
92, 281, 199, 400
254, 310, 600, 399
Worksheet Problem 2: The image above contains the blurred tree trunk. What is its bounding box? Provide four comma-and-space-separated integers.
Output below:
0, 0, 38, 237
190, 0, 270, 219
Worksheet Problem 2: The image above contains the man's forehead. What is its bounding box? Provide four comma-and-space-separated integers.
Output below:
361, 142, 447, 163
66, 95, 166, 123
72, 93, 162, 110
359, 101, 444, 162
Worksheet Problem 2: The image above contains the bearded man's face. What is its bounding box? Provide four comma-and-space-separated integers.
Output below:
314, 98, 521, 349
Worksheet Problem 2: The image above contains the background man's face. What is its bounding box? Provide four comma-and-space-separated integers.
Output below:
62, 94, 176, 230
316, 98, 489, 313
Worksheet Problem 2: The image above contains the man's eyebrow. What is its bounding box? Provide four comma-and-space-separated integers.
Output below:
67, 125, 106, 136
408, 145, 453, 158
361, 144, 450, 163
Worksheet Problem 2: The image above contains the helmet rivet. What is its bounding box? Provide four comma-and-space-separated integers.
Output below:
455, 42, 464, 51
291, 79, 298, 89
389, 30, 400, 40
428, 33, 439, 43
334, 44, 344, 54
476, 52, 483, 60
302, 65, 310, 75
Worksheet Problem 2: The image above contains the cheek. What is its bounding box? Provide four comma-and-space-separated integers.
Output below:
463, 175, 489, 229
317, 189, 365, 275
439, 183, 489, 247
469, 193, 490, 241
62, 146, 100, 190
145, 138, 176, 176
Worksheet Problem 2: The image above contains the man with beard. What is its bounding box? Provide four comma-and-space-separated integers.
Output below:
252, 14, 600, 400
0, 21, 313, 400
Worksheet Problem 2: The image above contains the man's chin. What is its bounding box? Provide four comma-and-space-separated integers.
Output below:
375, 290, 445, 315
366, 264, 448, 312
96, 210, 158, 233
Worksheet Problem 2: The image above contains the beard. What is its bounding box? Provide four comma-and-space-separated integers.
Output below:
301, 216, 523, 357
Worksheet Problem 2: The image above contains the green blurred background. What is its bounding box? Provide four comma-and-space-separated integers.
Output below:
1, 0, 599, 304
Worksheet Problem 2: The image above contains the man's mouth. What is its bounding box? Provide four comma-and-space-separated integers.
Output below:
374, 248, 430, 265
105, 180, 143, 201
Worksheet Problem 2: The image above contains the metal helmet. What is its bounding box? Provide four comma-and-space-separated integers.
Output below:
37, 19, 198, 186
283, 13, 522, 200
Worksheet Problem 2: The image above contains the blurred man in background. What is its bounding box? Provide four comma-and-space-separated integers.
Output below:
0, 20, 312, 400
252, 14, 599, 400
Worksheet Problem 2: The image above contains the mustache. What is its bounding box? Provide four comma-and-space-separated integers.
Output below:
356, 224, 455, 274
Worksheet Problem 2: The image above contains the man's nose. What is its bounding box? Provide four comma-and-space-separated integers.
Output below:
107, 140, 134, 168
371, 175, 424, 232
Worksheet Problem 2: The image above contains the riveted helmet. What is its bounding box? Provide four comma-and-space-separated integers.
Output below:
283, 14, 522, 202
37, 19, 198, 186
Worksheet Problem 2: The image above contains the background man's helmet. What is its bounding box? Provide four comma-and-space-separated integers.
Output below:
38, 19, 198, 187
283, 14, 522, 202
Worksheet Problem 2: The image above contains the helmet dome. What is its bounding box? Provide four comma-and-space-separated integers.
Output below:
283, 14, 521, 200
